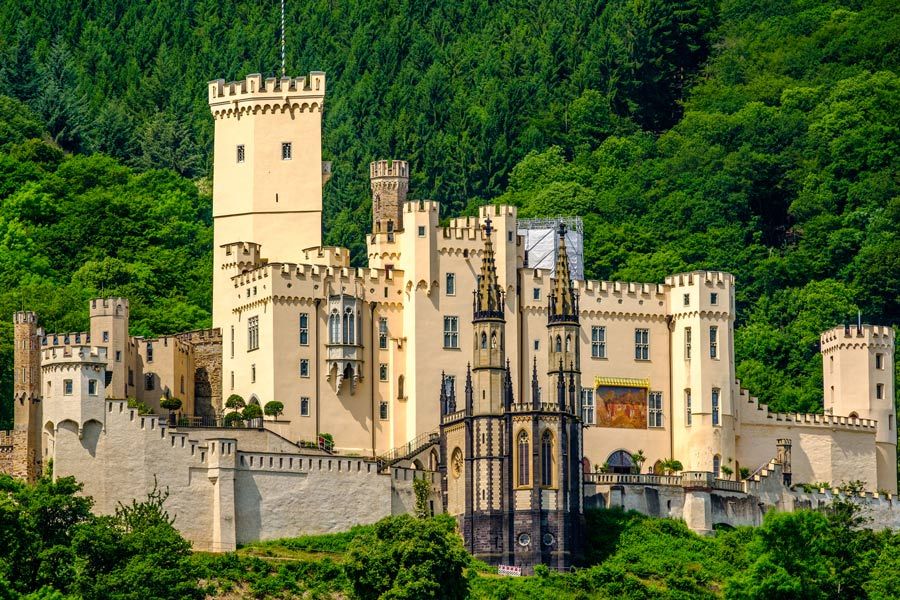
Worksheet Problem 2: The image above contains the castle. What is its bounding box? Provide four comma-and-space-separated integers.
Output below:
1, 71, 896, 570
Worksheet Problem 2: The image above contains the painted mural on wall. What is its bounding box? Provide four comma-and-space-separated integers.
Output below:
595, 385, 647, 429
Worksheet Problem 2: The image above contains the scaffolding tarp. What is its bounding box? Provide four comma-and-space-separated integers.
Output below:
517, 217, 584, 280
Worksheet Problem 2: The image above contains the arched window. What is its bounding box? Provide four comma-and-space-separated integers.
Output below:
713, 454, 721, 478
540, 430, 553, 487
565, 335, 571, 352
606, 450, 634, 474
517, 430, 530, 486
481, 332, 487, 349
849, 412, 859, 419
329, 310, 340, 344
398, 375, 404, 399
555, 335, 562, 352
491, 332, 498, 349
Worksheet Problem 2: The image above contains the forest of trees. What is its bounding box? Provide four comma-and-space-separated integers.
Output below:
0, 0, 896, 425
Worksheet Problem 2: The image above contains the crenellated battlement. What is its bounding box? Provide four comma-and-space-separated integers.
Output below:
299, 246, 351, 268
403, 199, 439, 214
820, 324, 895, 352
370, 159, 409, 180
42, 331, 91, 348
738, 385, 877, 431
89, 297, 129, 318
13, 311, 37, 325
664, 271, 734, 288
208, 72, 325, 119
42, 345, 108, 365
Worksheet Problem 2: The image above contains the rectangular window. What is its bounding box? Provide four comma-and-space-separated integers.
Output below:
709, 326, 719, 359
533, 288, 541, 301
876, 383, 884, 400
230, 326, 235, 358
508, 231, 513, 242
685, 389, 692, 426
115, 350, 121, 362
300, 359, 310, 378
591, 326, 606, 358
685, 327, 692, 359
300, 397, 310, 416
634, 328, 649, 361
230, 371, 234, 390
876, 353, 884, 370
443, 316, 459, 349
446, 273, 456, 296
379, 401, 389, 420
417, 225, 426, 237
251, 364, 256, 384
378, 318, 388, 349
236, 144, 245, 163
128, 369, 133, 387
712, 388, 720, 426
63, 379, 73, 395
299, 313, 309, 346
145, 374, 154, 391
102, 331, 109, 343
146, 341, 153, 363
88, 380, 98, 396
281, 142, 292, 160
379, 363, 388, 381
444, 375, 456, 399
683, 293, 690, 307
710, 292, 719, 305
581, 388, 595, 425
248, 316, 259, 351
534, 339, 540, 351
648, 392, 663, 427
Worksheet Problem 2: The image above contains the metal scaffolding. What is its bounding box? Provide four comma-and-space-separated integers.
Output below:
517, 216, 584, 280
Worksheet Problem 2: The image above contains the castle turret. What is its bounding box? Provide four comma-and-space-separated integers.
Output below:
471, 217, 507, 414
12, 311, 42, 481
370, 159, 408, 236
208, 73, 327, 330
821, 324, 896, 491
89, 298, 130, 399
547, 222, 580, 409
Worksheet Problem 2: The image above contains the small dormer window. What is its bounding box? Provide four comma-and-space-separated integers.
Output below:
237, 145, 245, 163
281, 142, 292, 160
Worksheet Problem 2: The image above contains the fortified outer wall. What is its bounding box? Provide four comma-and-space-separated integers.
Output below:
0, 430, 32, 480
177, 329, 223, 418
49, 398, 440, 552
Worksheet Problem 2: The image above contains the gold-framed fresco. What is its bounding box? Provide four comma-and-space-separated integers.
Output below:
594, 377, 650, 429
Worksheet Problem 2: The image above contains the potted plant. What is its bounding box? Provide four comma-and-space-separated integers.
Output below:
720, 465, 734, 479
160, 396, 182, 426
242, 403, 263, 427
264, 401, 284, 419
630, 450, 646, 474
224, 411, 244, 427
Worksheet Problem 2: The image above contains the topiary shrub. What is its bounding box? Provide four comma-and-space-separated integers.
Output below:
242, 404, 263, 421
160, 397, 182, 412
263, 401, 284, 418
223, 412, 244, 427
225, 394, 245, 410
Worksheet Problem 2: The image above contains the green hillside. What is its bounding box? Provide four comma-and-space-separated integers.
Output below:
0, 0, 897, 425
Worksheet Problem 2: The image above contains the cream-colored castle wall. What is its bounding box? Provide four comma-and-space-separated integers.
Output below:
136, 336, 195, 416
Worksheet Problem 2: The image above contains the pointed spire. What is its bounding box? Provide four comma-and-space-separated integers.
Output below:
548, 221, 578, 324
557, 359, 566, 411
465, 363, 473, 413
474, 215, 504, 319
568, 367, 576, 414
504, 358, 514, 410
439, 371, 447, 415
532, 357, 541, 408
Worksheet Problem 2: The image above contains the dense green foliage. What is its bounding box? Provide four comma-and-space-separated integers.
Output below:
0, 0, 896, 423
4, 473, 900, 600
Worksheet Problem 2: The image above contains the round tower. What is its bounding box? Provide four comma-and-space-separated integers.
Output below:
13, 311, 42, 481
821, 324, 896, 491
370, 159, 409, 236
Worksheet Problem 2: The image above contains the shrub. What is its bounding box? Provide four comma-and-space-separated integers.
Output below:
223, 412, 244, 427
242, 404, 262, 421
224, 395, 245, 410
159, 397, 182, 412
263, 401, 284, 418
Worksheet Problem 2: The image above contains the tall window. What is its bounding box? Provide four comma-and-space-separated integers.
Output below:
180, 375, 185, 394
230, 326, 235, 358
251, 364, 256, 383
713, 455, 721, 478
145, 374, 154, 391
555, 335, 562, 352
685, 327, 692, 359
648, 392, 663, 427
300, 359, 310, 378
541, 430, 553, 487
398, 375, 405, 399
378, 318, 388, 349
683, 293, 690, 306
299, 313, 309, 346
64, 379, 73, 395
248, 316, 259, 351
712, 388, 720, 426
876, 383, 884, 400
146, 342, 154, 363
88, 380, 98, 396
329, 310, 340, 344
581, 388, 594, 424
685, 389, 692, 426
443, 317, 459, 349
236, 144, 245, 163
379, 363, 388, 381
446, 273, 456, 296
281, 142, 292, 160
876, 353, 884, 369
710, 292, 719, 305
379, 401, 389, 420
591, 326, 606, 358
709, 326, 718, 359
444, 375, 456, 399
300, 397, 310, 416
517, 430, 530, 486
533, 288, 541, 301
634, 328, 649, 360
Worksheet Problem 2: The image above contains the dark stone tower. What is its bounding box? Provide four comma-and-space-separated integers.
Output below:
13, 311, 42, 482
439, 218, 583, 572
